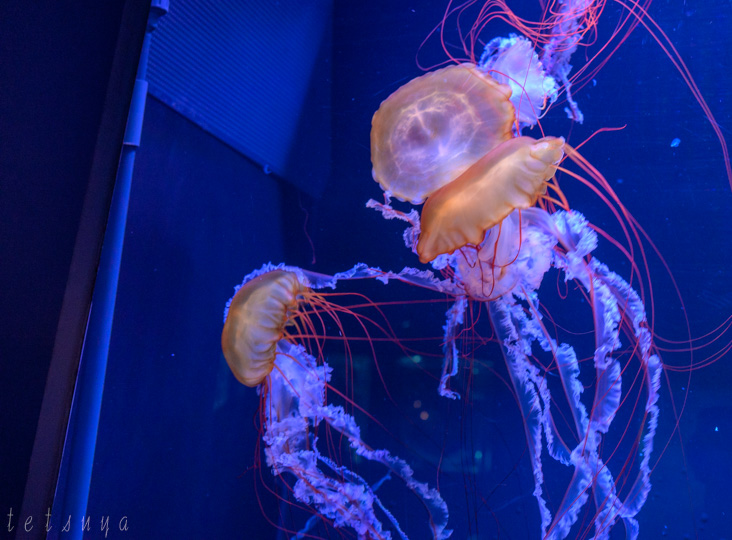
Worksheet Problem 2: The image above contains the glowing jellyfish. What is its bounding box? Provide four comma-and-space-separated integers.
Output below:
222, 266, 452, 540
417, 135, 563, 263
363, 27, 661, 539
370, 63, 515, 204
225, 2, 729, 538
426, 208, 661, 538
221, 270, 305, 387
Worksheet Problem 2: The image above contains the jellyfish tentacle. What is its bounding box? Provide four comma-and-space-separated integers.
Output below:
440, 296, 467, 399
488, 296, 557, 537
265, 341, 452, 540
264, 342, 391, 540
592, 261, 662, 522
539, 0, 595, 123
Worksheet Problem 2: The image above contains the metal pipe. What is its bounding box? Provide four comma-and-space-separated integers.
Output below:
49, 2, 168, 538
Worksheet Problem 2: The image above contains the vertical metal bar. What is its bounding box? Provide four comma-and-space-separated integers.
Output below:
49, 3, 167, 538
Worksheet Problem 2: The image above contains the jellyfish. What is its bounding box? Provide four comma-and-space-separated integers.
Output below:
370, 61, 565, 263
417, 135, 564, 263
222, 265, 452, 540
225, 2, 728, 538
370, 63, 515, 205
222, 270, 306, 387
363, 27, 662, 539
365, 207, 663, 539
225, 34, 660, 540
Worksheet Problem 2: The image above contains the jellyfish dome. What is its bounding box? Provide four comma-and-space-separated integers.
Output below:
480, 34, 559, 127
417, 135, 563, 263
221, 270, 305, 387
370, 63, 515, 204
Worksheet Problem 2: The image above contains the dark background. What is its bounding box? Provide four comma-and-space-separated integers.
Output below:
0, 0, 149, 534
2, 0, 730, 538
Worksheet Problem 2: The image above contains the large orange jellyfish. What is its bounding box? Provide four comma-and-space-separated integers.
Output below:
371, 62, 564, 264
370, 63, 515, 204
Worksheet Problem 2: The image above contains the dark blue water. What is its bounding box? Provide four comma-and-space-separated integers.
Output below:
78, 1, 731, 538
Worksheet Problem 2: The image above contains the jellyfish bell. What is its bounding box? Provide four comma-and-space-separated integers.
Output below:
480, 34, 559, 127
417, 135, 564, 263
370, 62, 515, 204
221, 269, 305, 387
454, 208, 556, 301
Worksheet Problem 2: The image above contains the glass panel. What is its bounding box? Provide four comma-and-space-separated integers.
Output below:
84, 1, 732, 538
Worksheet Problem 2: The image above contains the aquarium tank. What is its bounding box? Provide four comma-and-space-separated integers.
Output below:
3, 1, 731, 539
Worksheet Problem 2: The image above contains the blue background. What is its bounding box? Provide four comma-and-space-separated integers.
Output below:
1, 0, 730, 539
89, 1, 732, 538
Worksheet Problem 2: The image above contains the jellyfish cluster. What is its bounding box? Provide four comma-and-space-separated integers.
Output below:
222, 6, 664, 540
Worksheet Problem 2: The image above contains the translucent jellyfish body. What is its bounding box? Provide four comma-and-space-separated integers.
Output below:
221, 270, 304, 387
371, 63, 515, 204
417, 135, 564, 263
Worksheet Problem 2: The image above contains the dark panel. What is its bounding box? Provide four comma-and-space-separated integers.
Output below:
0, 0, 148, 525
147, 0, 332, 195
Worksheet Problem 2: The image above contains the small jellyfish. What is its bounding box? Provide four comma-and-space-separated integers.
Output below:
221, 270, 305, 387
222, 265, 452, 539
